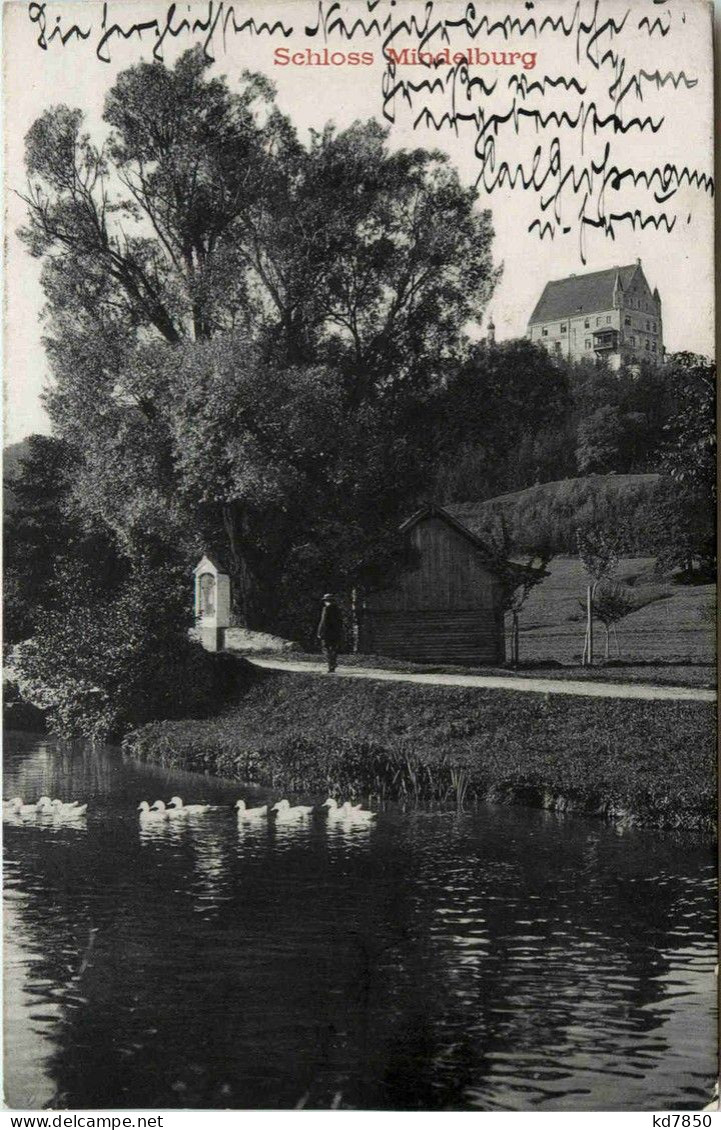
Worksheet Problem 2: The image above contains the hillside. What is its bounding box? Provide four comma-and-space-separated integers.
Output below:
453, 472, 661, 514
514, 556, 715, 667
450, 472, 663, 555
450, 477, 713, 670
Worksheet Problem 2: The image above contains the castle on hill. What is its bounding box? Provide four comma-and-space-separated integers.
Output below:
527, 260, 663, 370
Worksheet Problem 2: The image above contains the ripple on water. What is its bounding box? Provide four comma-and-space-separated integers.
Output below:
3, 735, 718, 1111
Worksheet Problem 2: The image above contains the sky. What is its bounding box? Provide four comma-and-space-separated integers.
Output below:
2, 0, 715, 444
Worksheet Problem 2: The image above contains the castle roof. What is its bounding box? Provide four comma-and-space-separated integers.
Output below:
528, 263, 641, 324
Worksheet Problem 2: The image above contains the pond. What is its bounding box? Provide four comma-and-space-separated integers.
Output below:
4, 732, 717, 1111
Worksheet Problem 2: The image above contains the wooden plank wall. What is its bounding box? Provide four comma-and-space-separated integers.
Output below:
371, 518, 497, 611
359, 516, 506, 665
361, 609, 504, 665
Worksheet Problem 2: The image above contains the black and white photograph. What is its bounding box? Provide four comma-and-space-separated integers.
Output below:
2, 0, 717, 1114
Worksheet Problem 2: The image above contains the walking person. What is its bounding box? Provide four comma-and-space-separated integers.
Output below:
317, 593, 343, 673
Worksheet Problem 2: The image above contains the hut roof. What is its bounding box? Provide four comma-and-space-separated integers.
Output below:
401, 504, 543, 581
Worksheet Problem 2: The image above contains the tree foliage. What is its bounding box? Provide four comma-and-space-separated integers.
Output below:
437, 339, 572, 500
587, 580, 671, 660
3, 434, 125, 643
12, 561, 238, 740
20, 49, 498, 633
576, 526, 620, 588
656, 352, 716, 574
468, 512, 551, 666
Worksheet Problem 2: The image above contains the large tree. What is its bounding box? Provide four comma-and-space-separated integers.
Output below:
655, 351, 716, 574
3, 435, 125, 644
436, 339, 573, 501
20, 48, 498, 631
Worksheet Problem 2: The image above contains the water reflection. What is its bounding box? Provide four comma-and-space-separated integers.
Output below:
3, 734, 717, 1111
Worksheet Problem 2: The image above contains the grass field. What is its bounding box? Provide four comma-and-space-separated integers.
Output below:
517, 556, 715, 668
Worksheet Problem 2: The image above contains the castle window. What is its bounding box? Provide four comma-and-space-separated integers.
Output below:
653, 321, 657, 331
554, 341, 562, 353
596, 316, 601, 326
646, 320, 650, 330
630, 336, 636, 346
584, 318, 590, 328
606, 315, 611, 323
645, 339, 650, 350
624, 316, 631, 326
585, 339, 591, 349
560, 323, 567, 333
541, 327, 548, 337
652, 342, 657, 352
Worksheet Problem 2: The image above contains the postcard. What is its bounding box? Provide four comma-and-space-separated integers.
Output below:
3, 0, 717, 1114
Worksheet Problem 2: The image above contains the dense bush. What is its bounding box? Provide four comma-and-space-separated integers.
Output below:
13, 562, 241, 741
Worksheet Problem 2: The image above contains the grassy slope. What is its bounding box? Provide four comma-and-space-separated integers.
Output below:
125, 668, 717, 835
517, 556, 715, 667
452, 471, 661, 512
447, 475, 715, 668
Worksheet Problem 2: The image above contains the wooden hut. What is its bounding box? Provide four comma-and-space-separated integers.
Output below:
357, 505, 524, 666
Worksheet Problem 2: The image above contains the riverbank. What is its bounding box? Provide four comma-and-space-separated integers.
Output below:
123, 668, 717, 836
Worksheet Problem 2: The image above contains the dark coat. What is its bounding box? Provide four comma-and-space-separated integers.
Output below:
317, 602, 343, 648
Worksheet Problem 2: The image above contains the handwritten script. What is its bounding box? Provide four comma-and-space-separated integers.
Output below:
25, 0, 714, 259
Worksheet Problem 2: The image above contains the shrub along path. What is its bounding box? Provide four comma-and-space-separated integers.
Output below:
248, 656, 716, 703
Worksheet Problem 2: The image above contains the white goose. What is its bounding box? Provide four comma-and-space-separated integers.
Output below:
138, 800, 168, 821
323, 797, 375, 822
149, 798, 188, 819
51, 799, 88, 817
7, 797, 42, 816
271, 799, 314, 820
166, 796, 213, 816
37, 796, 85, 814
322, 798, 356, 819
235, 799, 268, 819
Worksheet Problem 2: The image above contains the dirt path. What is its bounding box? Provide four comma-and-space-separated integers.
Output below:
248, 657, 716, 703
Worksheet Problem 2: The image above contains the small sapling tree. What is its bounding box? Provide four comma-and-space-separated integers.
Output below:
482, 514, 551, 667
587, 581, 670, 661
576, 526, 620, 665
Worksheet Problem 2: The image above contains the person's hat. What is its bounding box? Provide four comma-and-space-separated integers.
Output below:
323, 593, 335, 601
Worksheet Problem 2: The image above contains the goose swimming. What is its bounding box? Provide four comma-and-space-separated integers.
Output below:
271, 799, 314, 819
51, 799, 88, 817
322, 798, 355, 818
7, 797, 42, 816
150, 799, 189, 818
322, 798, 375, 820
235, 800, 268, 819
320, 800, 361, 818
137, 801, 168, 821
166, 796, 213, 816
36, 796, 85, 814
